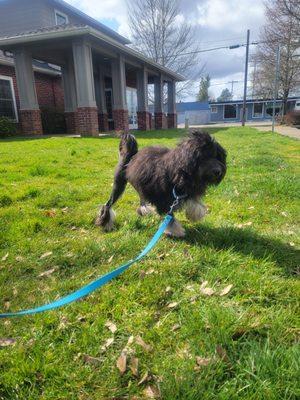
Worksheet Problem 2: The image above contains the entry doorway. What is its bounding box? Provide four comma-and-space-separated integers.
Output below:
126, 87, 138, 129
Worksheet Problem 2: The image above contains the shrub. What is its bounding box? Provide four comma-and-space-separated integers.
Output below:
41, 107, 66, 134
284, 111, 300, 126
0, 117, 17, 135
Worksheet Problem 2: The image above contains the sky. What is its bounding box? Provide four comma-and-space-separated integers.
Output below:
66, 0, 267, 101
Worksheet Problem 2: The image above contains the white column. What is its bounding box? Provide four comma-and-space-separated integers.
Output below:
14, 47, 39, 110
111, 55, 127, 110
154, 74, 164, 113
137, 67, 148, 112
167, 80, 176, 114
61, 55, 77, 112
72, 40, 96, 108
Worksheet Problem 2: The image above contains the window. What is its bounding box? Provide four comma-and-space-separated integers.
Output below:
211, 106, 217, 113
253, 102, 263, 118
0, 76, 17, 121
55, 10, 69, 25
224, 104, 237, 119
265, 102, 281, 117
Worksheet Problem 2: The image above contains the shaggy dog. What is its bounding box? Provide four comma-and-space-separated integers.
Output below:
95, 130, 227, 237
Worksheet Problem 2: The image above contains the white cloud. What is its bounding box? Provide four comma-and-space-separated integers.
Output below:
65, 0, 266, 100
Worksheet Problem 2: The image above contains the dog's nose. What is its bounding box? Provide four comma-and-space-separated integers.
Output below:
213, 168, 222, 177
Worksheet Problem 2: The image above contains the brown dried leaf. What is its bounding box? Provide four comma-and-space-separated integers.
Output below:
44, 209, 56, 218
83, 354, 102, 366
200, 287, 215, 296
138, 371, 150, 386
167, 301, 178, 309
1, 253, 9, 262
116, 352, 127, 375
216, 345, 230, 363
129, 356, 139, 377
135, 335, 152, 352
105, 321, 117, 334
40, 251, 53, 259
196, 356, 213, 366
219, 284, 233, 296
0, 338, 16, 347
200, 281, 208, 290
171, 323, 181, 332
100, 337, 114, 352
39, 267, 57, 277
143, 385, 160, 399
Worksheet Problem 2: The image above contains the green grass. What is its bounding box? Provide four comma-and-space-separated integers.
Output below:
0, 127, 299, 400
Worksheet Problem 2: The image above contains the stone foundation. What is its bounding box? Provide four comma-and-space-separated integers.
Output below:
167, 113, 177, 129
137, 111, 151, 131
113, 109, 129, 131
20, 109, 43, 135
154, 112, 167, 130
98, 112, 109, 132
76, 107, 99, 137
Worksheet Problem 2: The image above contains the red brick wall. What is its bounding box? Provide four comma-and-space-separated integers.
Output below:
0, 64, 64, 113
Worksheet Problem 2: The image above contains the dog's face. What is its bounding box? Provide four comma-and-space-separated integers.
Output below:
188, 131, 227, 187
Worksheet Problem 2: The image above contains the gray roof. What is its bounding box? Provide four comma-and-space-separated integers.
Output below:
49, 0, 130, 45
0, 24, 184, 81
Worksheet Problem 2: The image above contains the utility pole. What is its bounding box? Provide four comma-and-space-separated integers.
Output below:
272, 44, 281, 133
242, 29, 250, 127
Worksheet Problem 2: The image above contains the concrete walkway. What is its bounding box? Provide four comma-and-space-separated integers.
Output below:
259, 125, 300, 140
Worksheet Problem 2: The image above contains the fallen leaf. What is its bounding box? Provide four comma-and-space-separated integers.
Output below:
100, 337, 114, 352
83, 354, 102, 365
236, 221, 253, 228
39, 267, 57, 277
167, 301, 178, 309
138, 371, 150, 386
135, 336, 152, 352
15, 256, 24, 262
216, 345, 230, 363
61, 207, 69, 213
200, 281, 208, 290
248, 206, 255, 210
219, 284, 233, 296
129, 357, 139, 377
127, 335, 135, 346
108, 255, 114, 263
44, 209, 56, 218
289, 242, 295, 247
200, 287, 215, 296
1, 253, 8, 262
4, 301, 10, 310
186, 284, 195, 291
143, 385, 160, 398
171, 323, 181, 332
105, 321, 117, 334
116, 352, 127, 375
196, 356, 213, 366
281, 211, 288, 217
165, 286, 172, 293
40, 251, 53, 259
0, 338, 16, 347
70, 226, 77, 231
145, 268, 156, 275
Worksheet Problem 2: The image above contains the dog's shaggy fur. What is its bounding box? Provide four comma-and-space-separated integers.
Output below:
95, 130, 227, 237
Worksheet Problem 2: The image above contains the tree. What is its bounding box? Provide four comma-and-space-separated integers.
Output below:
217, 88, 232, 102
283, 0, 300, 23
252, 0, 300, 113
197, 75, 211, 102
127, 0, 203, 100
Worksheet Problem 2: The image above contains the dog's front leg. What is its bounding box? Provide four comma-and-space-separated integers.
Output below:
185, 199, 207, 222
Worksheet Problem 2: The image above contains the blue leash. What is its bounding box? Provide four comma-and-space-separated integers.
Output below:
0, 214, 174, 318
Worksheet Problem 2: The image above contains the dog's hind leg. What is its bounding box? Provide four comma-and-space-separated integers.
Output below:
137, 195, 155, 217
185, 199, 207, 222
165, 218, 185, 238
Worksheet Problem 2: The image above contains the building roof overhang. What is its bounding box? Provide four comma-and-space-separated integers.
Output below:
0, 24, 185, 82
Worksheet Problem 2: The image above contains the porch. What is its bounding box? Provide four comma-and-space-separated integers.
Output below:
0, 25, 183, 136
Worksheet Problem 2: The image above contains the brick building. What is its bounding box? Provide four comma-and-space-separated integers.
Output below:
0, 0, 183, 136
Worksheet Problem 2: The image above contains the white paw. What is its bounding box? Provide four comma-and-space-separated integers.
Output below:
165, 219, 186, 238
137, 204, 155, 216
185, 200, 207, 222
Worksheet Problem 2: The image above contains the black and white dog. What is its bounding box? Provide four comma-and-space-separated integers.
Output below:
96, 130, 227, 237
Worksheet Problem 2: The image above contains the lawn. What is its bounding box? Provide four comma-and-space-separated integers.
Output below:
0, 127, 299, 400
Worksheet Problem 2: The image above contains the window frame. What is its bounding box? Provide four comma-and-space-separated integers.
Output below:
54, 9, 69, 25
210, 106, 217, 114
252, 102, 264, 118
0, 75, 18, 122
223, 103, 237, 119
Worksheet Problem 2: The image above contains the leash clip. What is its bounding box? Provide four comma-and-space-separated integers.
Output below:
168, 187, 187, 215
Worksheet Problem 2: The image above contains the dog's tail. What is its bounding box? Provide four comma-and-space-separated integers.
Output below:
95, 133, 138, 231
